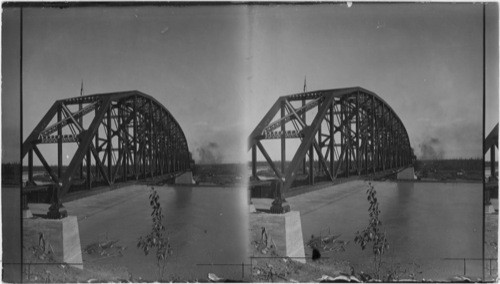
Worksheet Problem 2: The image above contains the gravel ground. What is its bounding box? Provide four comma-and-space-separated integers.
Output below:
251, 243, 353, 282
22, 244, 131, 283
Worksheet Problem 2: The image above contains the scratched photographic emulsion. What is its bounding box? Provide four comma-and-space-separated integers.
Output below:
245, 3, 498, 282
3, 4, 250, 282
1, 2, 499, 283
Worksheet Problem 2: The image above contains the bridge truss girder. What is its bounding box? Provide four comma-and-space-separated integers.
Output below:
22, 90, 191, 202
249, 87, 413, 193
484, 123, 499, 180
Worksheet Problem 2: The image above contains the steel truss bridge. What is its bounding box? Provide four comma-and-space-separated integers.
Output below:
248, 87, 414, 208
485, 123, 498, 178
22, 91, 191, 217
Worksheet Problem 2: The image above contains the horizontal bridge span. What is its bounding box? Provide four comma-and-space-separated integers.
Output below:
22, 90, 192, 205
249, 87, 414, 195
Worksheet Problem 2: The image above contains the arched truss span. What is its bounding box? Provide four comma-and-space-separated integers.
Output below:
248, 87, 413, 193
22, 90, 191, 200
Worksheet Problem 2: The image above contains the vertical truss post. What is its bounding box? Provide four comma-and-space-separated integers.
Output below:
329, 102, 334, 176
252, 144, 257, 178
142, 121, 146, 179
281, 100, 286, 175
340, 102, 345, 177
118, 105, 124, 181
364, 109, 368, 174
95, 112, 100, 183
356, 92, 360, 175
57, 106, 63, 179
148, 101, 153, 177
377, 103, 381, 171
125, 106, 130, 179
79, 98, 83, 180
389, 115, 394, 169
174, 134, 177, 172
371, 96, 375, 173
86, 147, 91, 189
309, 143, 314, 185
381, 105, 386, 171
346, 102, 351, 177
491, 146, 496, 180
152, 106, 157, 176
166, 115, 171, 173
107, 105, 112, 182
154, 107, 159, 175
318, 104, 322, 175
270, 180, 290, 214
164, 112, 168, 174
121, 106, 128, 181
302, 99, 307, 175
133, 97, 138, 179
396, 129, 400, 168
28, 149, 33, 184
160, 110, 164, 175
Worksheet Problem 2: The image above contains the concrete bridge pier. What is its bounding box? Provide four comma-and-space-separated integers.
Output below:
175, 171, 195, 184
23, 216, 83, 270
397, 167, 417, 180
250, 181, 305, 263
250, 211, 306, 263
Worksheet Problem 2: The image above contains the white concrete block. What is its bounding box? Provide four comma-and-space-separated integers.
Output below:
23, 216, 83, 269
397, 167, 416, 180
175, 171, 195, 184
249, 211, 306, 263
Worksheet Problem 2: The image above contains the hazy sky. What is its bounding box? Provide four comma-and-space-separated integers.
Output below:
4, 5, 248, 164
2, 3, 499, 164
243, 3, 498, 160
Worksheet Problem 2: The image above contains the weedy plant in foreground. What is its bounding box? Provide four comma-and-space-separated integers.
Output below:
137, 187, 172, 281
354, 182, 389, 280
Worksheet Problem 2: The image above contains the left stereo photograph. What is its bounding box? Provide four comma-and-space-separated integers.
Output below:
3, 4, 251, 283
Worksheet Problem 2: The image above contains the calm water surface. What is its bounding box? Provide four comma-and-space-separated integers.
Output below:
74, 185, 249, 281
299, 181, 483, 279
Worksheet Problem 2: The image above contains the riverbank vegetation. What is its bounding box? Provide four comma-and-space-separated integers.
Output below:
414, 158, 482, 181
354, 182, 389, 280
137, 187, 173, 281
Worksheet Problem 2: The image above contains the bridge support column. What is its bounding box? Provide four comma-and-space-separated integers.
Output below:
309, 144, 314, 185
24, 216, 83, 269
28, 149, 33, 184
47, 186, 68, 219
250, 211, 305, 263
270, 180, 290, 214
491, 146, 496, 181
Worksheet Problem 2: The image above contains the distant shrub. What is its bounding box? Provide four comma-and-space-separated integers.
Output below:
354, 182, 389, 280
137, 187, 172, 280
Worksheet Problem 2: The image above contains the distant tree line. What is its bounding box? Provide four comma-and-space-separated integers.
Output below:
2, 162, 21, 185
414, 158, 482, 172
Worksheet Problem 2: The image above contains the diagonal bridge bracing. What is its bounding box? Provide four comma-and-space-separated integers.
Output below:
248, 87, 414, 199
22, 91, 192, 217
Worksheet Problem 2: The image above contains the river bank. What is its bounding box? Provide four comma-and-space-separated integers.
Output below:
252, 180, 484, 281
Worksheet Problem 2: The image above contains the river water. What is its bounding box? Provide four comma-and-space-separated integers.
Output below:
25, 185, 250, 281
16, 180, 486, 281
296, 181, 483, 280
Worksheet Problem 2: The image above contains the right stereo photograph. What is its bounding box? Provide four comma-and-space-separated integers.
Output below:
245, 3, 498, 282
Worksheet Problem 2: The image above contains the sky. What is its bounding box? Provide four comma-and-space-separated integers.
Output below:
243, 3, 498, 161
3, 5, 248, 165
2, 3, 499, 165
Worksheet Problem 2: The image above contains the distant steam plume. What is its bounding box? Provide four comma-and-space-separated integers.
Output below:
419, 137, 445, 160
196, 142, 222, 164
